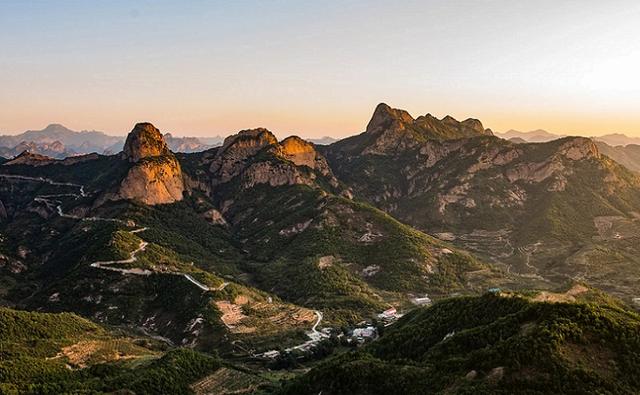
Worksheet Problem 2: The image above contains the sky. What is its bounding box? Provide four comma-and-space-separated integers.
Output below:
1, 0, 640, 138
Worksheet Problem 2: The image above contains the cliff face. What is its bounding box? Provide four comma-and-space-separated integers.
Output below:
278, 136, 333, 176
209, 128, 278, 184
109, 123, 184, 205
117, 155, 185, 205
203, 129, 340, 192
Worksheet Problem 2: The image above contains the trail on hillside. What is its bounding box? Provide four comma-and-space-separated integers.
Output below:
2, 172, 325, 339
1, 174, 212, 290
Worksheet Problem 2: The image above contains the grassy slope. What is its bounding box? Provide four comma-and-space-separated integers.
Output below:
0, 307, 220, 394
222, 183, 501, 323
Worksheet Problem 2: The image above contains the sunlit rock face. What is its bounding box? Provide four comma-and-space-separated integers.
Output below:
278, 136, 333, 176
187, 128, 345, 199
111, 123, 185, 205
207, 128, 278, 183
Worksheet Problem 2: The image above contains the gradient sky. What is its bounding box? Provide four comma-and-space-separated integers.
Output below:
1, 0, 640, 138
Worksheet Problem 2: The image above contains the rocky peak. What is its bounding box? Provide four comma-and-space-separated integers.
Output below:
441, 115, 458, 125
280, 135, 314, 153
99, 123, 185, 206
122, 123, 171, 162
4, 151, 55, 166
209, 128, 279, 182
461, 118, 488, 135
219, 128, 278, 156
557, 137, 600, 160
277, 136, 333, 176
366, 103, 414, 134
41, 124, 72, 133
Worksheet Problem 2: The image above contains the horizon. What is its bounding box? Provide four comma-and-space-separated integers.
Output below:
2, 1, 640, 137
3, 108, 640, 142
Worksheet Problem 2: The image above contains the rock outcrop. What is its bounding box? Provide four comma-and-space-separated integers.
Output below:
191, 128, 344, 200
109, 123, 185, 205
331, 103, 494, 156
122, 123, 171, 162
278, 136, 333, 176
4, 151, 55, 166
557, 137, 600, 160
366, 103, 415, 134
209, 128, 278, 184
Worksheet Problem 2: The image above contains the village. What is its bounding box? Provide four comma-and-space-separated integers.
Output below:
256, 295, 433, 361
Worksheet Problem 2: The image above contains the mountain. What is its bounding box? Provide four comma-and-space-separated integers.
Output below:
103, 123, 186, 205
498, 130, 640, 149
0, 140, 75, 159
179, 128, 502, 321
0, 121, 504, 365
322, 104, 640, 305
496, 129, 565, 142
307, 136, 339, 145
197, 135, 225, 146
163, 133, 215, 153
3, 109, 640, 394
595, 133, 640, 147
594, 141, 640, 173
280, 289, 640, 395
507, 137, 527, 144
329, 103, 492, 156
0, 306, 223, 393
0, 124, 124, 155
0, 124, 223, 158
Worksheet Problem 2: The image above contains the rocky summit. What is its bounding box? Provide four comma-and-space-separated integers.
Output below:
110, 122, 185, 205
330, 103, 493, 156
122, 122, 172, 162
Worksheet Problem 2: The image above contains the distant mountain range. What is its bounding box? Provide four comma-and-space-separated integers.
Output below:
496, 129, 566, 143
497, 129, 640, 173
497, 129, 640, 147
0, 124, 224, 159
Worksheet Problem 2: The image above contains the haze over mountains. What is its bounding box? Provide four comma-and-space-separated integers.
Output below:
497, 128, 640, 147
0, 124, 224, 159
2, 103, 640, 393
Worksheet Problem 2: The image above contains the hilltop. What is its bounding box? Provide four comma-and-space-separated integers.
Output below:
280, 291, 640, 394
0, 306, 222, 394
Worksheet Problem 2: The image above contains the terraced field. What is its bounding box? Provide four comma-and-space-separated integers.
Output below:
191, 367, 267, 395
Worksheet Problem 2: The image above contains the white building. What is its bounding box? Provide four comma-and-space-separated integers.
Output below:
411, 296, 432, 306
353, 326, 376, 339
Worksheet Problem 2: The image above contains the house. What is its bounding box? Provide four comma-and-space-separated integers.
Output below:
377, 307, 397, 319
411, 296, 432, 306
352, 326, 376, 339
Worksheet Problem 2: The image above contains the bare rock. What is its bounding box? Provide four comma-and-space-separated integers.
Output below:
122, 123, 171, 162
202, 208, 228, 226
106, 123, 184, 205
558, 137, 600, 160
117, 156, 184, 205
210, 128, 278, 183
